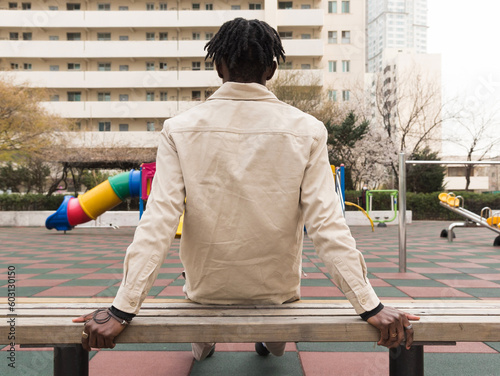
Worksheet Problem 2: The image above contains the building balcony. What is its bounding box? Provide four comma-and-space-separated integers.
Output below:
0, 39, 324, 58
61, 131, 161, 149
444, 177, 490, 191
41, 101, 200, 119
3, 71, 221, 89
276, 9, 323, 27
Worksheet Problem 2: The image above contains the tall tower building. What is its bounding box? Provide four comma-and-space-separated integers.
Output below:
366, 0, 428, 72
0, 0, 365, 150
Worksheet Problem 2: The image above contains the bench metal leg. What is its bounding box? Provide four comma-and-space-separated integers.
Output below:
389, 345, 423, 376
54, 344, 89, 376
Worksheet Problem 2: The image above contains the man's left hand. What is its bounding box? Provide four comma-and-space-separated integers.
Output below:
367, 306, 420, 349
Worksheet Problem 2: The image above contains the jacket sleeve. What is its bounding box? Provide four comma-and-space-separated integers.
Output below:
112, 123, 186, 314
300, 125, 380, 314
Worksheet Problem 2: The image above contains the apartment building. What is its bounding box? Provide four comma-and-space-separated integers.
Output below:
0, 0, 365, 143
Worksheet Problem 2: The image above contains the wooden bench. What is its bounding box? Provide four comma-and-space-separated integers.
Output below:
2, 299, 500, 376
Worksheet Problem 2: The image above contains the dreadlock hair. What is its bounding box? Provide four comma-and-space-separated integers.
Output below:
205, 18, 286, 82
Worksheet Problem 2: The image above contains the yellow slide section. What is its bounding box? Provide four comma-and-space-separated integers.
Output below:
79, 180, 123, 220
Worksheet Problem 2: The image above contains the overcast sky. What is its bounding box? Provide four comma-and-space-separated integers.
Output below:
427, 0, 500, 156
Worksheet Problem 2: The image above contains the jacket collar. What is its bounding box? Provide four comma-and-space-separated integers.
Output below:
208, 81, 279, 101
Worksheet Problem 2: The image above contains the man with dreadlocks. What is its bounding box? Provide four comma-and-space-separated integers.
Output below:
75, 17, 418, 363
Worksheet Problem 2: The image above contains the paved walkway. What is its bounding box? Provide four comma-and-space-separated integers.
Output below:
1, 221, 500, 375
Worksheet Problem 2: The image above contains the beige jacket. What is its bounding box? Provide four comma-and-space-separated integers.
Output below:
113, 82, 380, 315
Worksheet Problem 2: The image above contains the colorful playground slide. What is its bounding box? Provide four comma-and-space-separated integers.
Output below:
438, 192, 500, 246
45, 170, 141, 231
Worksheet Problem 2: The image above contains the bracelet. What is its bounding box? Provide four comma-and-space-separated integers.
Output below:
108, 309, 131, 325
91, 308, 131, 326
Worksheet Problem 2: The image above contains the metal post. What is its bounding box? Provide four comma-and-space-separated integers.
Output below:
389, 345, 424, 376
54, 345, 89, 376
398, 153, 407, 272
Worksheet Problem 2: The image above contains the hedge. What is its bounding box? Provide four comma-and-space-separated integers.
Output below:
1, 192, 499, 221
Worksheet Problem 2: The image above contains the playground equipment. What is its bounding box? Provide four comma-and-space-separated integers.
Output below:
366, 190, 398, 227
438, 192, 500, 246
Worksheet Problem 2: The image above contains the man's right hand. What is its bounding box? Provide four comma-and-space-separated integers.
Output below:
73, 311, 127, 351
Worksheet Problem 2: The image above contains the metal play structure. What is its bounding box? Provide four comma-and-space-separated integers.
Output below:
366, 189, 398, 227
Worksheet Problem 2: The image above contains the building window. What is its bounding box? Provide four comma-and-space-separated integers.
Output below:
119, 35, 129, 41
301, 64, 311, 69
205, 3, 213, 10
98, 62, 111, 71
98, 121, 111, 131
342, 60, 350, 72
301, 34, 311, 39
205, 32, 213, 40
22, 2, 31, 9
328, 90, 337, 102
328, 1, 337, 13
278, 1, 292, 9
279, 31, 292, 39
119, 124, 129, 132
98, 92, 111, 101
10, 63, 19, 70
23, 32, 32, 40
97, 3, 110, 10
49, 35, 59, 40
341, 30, 350, 44
341, 0, 349, 13
9, 33, 19, 40
146, 92, 155, 101
119, 65, 129, 71
301, 4, 310, 9
192, 32, 200, 40
97, 33, 111, 41
159, 32, 168, 40
278, 61, 292, 70
50, 65, 59, 71
67, 32, 81, 41
205, 90, 213, 99
159, 62, 167, 70
328, 60, 337, 73
67, 63, 81, 70
49, 5, 58, 10
50, 95, 59, 102
146, 62, 155, 71
231, 5, 240, 9
192, 62, 201, 71
249, 3, 261, 9
23, 63, 32, 70
146, 122, 155, 131
66, 3, 81, 10
146, 32, 155, 41
192, 91, 201, 101
119, 6, 128, 10
160, 92, 168, 101
67, 92, 82, 101
328, 31, 337, 44
119, 94, 129, 101
205, 61, 214, 70
8, 3, 17, 9
342, 90, 350, 101
159, 2, 167, 9
192, 3, 200, 10
146, 3, 154, 10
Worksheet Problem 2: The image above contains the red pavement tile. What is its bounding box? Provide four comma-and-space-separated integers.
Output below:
438, 252, 474, 256
408, 267, 460, 274
436, 262, 488, 269
1, 345, 52, 352
369, 279, 391, 287
48, 268, 102, 274
159, 268, 185, 273
464, 259, 500, 264
366, 262, 399, 268
157, 285, 185, 296
3, 279, 70, 287
300, 352, 388, 376
214, 342, 297, 352
12, 274, 40, 280
396, 286, 473, 298
437, 279, 500, 288
79, 273, 124, 280
24, 263, 73, 269
302, 273, 328, 279
89, 351, 193, 376
470, 274, 500, 281
34, 285, 109, 297
426, 342, 498, 353
300, 286, 344, 297
372, 273, 429, 280
418, 255, 454, 260
153, 279, 174, 287
79, 260, 117, 264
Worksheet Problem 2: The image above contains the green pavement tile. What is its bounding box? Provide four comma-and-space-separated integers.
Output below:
297, 341, 387, 352
302, 267, 320, 273
30, 274, 79, 279
457, 288, 500, 298
96, 287, 120, 297
169, 279, 186, 286
14, 268, 56, 274
367, 268, 400, 273
163, 263, 184, 268
413, 297, 477, 300
454, 268, 496, 274
102, 343, 191, 351
406, 263, 439, 268
190, 351, 303, 376
99, 269, 124, 273
0, 286, 49, 297
385, 279, 448, 287
59, 279, 122, 287
147, 286, 166, 296
157, 273, 182, 279
300, 279, 335, 287
485, 342, 500, 352
373, 287, 409, 297
72, 264, 107, 268
0, 350, 53, 376
300, 296, 342, 300
421, 273, 475, 280
425, 353, 500, 376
